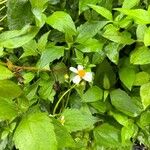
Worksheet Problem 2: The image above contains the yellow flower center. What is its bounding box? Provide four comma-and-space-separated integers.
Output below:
78, 70, 86, 77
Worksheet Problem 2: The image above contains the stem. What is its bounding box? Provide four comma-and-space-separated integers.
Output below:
0, 5, 5, 11
0, 0, 7, 5
53, 84, 76, 115
0, 14, 7, 22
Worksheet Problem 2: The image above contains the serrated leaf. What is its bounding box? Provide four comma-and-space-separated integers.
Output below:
0, 65, 14, 80
0, 25, 39, 49
0, 80, 22, 99
39, 45, 64, 68
61, 109, 97, 132
51, 118, 75, 148
133, 72, 150, 86
119, 67, 136, 90
102, 24, 134, 44
82, 86, 103, 102
0, 98, 18, 121
14, 111, 57, 150
144, 27, 150, 46
7, 0, 33, 30
94, 123, 121, 147
46, 11, 76, 35
115, 8, 150, 25
88, 4, 113, 21
140, 82, 150, 109
122, 0, 140, 9
110, 89, 142, 117
76, 21, 108, 43
130, 46, 150, 65
76, 38, 104, 53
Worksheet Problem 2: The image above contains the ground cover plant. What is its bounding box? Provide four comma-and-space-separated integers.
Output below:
0, 0, 150, 149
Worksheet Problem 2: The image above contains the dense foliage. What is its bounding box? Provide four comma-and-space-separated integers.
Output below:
0, 0, 150, 149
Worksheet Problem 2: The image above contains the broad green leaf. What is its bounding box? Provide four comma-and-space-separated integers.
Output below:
46, 11, 76, 35
90, 101, 107, 113
140, 82, 150, 109
144, 27, 150, 46
88, 4, 113, 21
38, 31, 50, 53
0, 98, 18, 120
76, 38, 103, 53
0, 65, 14, 80
82, 86, 103, 102
115, 8, 150, 25
122, 0, 140, 9
133, 72, 150, 86
39, 45, 64, 68
76, 21, 108, 43
21, 40, 38, 58
51, 118, 75, 148
136, 25, 147, 41
94, 123, 121, 147
0, 80, 22, 99
14, 111, 57, 150
139, 111, 150, 127
61, 109, 97, 132
110, 89, 142, 117
104, 42, 119, 64
130, 46, 150, 65
22, 72, 35, 84
102, 24, 134, 44
0, 25, 39, 48
79, 0, 100, 14
119, 67, 136, 90
121, 122, 138, 144
7, 0, 33, 30
29, 0, 48, 11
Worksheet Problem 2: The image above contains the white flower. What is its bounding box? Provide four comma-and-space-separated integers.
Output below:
69, 65, 93, 84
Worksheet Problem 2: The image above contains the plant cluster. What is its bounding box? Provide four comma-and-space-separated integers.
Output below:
0, 0, 150, 150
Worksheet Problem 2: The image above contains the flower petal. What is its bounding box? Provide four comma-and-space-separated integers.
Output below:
77, 65, 84, 70
72, 75, 81, 84
69, 67, 78, 73
82, 72, 93, 82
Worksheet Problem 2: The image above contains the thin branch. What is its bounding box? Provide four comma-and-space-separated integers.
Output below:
0, 0, 7, 5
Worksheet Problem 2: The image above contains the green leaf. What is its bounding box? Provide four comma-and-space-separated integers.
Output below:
110, 89, 142, 117
122, 0, 140, 9
119, 67, 136, 90
38, 31, 50, 53
46, 11, 76, 35
140, 82, 150, 109
104, 42, 119, 64
144, 27, 150, 46
0, 98, 18, 120
139, 110, 150, 127
61, 109, 97, 132
0, 80, 22, 99
14, 111, 57, 150
51, 118, 75, 148
0, 25, 39, 49
133, 72, 150, 86
136, 25, 147, 41
0, 65, 14, 80
76, 21, 108, 43
79, 0, 100, 14
88, 4, 113, 21
23, 72, 35, 84
94, 123, 121, 147
115, 8, 150, 25
21, 40, 38, 58
39, 45, 64, 68
102, 24, 134, 44
7, 0, 33, 30
130, 46, 150, 65
76, 38, 104, 53
82, 86, 103, 102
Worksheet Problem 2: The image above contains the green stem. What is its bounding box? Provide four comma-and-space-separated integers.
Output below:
53, 84, 76, 115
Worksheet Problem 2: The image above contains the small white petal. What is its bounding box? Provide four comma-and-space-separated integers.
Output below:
82, 72, 93, 82
72, 75, 81, 84
77, 65, 84, 70
69, 67, 78, 73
